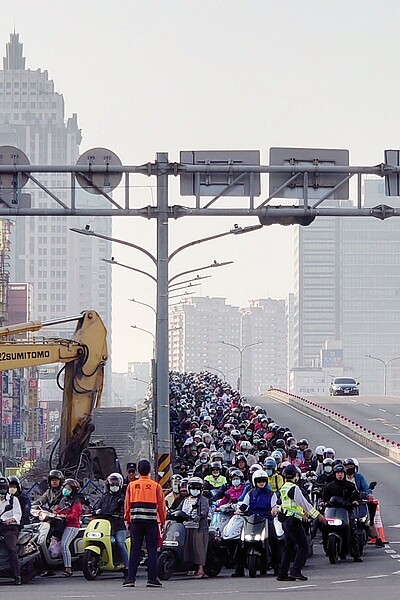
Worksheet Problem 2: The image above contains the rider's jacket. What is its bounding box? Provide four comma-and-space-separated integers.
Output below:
347, 473, 371, 499
217, 483, 246, 507
240, 487, 277, 519
280, 482, 304, 519
268, 473, 284, 493
124, 475, 166, 526
322, 479, 360, 505
94, 490, 125, 531
34, 487, 63, 511
204, 474, 227, 488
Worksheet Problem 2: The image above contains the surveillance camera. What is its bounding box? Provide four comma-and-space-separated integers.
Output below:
85, 224, 90, 231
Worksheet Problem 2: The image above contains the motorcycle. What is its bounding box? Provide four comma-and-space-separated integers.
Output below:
0, 527, 41, 583
240, 513, 270, 578
81, 514, 130, 580
323, 496, 353, 564
30, 508, 86, 574
157, 510, 221, 580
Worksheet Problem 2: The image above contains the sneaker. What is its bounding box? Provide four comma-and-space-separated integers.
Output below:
231, 570, 245, 578
289, 572, 308, 581
276, 575, 296, 581
375, 538, 385, 548
146, 580, 162, 588
353, 557, 363, 563
122, 580, 135, 587
14, 576, 22, 586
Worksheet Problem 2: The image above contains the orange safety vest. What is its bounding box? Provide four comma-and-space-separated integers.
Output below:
124, 475, 166, 525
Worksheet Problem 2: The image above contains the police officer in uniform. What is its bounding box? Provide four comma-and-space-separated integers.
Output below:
277, 464, 325, 582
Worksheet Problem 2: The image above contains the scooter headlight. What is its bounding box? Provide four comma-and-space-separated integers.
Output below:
244, 534, 253, 541
86, 532, 102, 539
359, 516, 367, 523
254, 534, 261, 541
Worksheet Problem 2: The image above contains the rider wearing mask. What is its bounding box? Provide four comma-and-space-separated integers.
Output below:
193, 452, 211, 478
323, 464, 363, 562
264, 457, 284, 494
180, 477, 209, 579
343, 458, 384, 548
239, 441, 256, 467
55, 479, 83, 577
204, 463, 227, 497
221, 436, 236, 466
94, 473, 128, 577
216, 470, 246, 508
316, 458, 334, 485
165, 474, 183, 509
33, 469, 64, 511
8, 476, 31, 526
0, 477, 22, 585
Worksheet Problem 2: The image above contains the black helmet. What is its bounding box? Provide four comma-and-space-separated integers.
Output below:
63, 478, 80, 494
298, 438, 309, 447
235, 453, 247, 466
333, 463, 345, 474
282, 464, 299, 479
0, 476, 8, 494
48, 469, 64, 485
8, 476, 21, 493
275, 438, 286, 449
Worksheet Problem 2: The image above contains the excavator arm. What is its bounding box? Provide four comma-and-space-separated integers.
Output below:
0, 310, 108, 475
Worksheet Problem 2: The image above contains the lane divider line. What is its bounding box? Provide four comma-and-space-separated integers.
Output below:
276, 585, 317, 590
379, 409, 388, 413
331, 579, 358, 584
366, 575, 389, 579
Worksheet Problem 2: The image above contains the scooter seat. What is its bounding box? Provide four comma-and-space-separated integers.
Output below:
17, 532, 32, 545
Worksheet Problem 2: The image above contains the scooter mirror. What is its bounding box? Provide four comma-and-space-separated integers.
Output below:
369, 481, 377, 490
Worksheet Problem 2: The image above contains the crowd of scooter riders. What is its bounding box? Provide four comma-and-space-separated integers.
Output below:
0, 369, 384, 586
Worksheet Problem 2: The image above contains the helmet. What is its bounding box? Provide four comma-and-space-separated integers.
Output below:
231, 429, 241, 441
240, 441, 252, 452
288, 446, 299, 458
171, 474, 183, 483
249, 463, 262, 475
333, 463, 345, 474
223, 436, 234, 447
322, 458, 333, 473
303, 448, 313, 459
63, 478, 80, 494
48, 469, 64, 484
275, 439, 286, 449
283, 431, 293, 439
211, 451, 224, 462
263, 457, 277, 472
343, 457, 358, 467
199, 451, 209, 464
106, 473, 123, 490
282, 464, 299, 479
8, 476, 21, 493
210, 462, 222, 471
332, 458, 343, 468
324, 448, 335, 459
188, 476, 203, 490
235, 453, 247, 466
252, 469, 269, 486
298, 438, 309, 447
0, 476, 9, 494
315, 445, 325, 456
230, 469, 244, 481
271, 450, 283, 464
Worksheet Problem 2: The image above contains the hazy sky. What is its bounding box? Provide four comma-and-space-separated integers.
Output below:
2, 1, 400, 371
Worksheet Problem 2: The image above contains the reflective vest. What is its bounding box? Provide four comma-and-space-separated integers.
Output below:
268, 473, 284, 493
280, 482, 304, 520
204, 474, 227, 488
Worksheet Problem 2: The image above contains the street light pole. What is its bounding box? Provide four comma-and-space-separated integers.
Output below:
220, 341, 263, 395
203, 365, 240, 382
365, 353, 400, 395
156, 152, 170, 487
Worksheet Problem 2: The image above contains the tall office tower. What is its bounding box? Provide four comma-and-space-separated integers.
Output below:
286, 293, 294, 389
293, 212, 341, 368
341, 180, 400, 394
0, 33, 112, 403
241, 298, 287, 396
169, 297, 241, 382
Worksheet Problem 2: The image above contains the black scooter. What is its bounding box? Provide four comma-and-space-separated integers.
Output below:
0, 527, 41, 583
157, 510, 221, 580
240, 514, 270, 578
323, 496, 353, 564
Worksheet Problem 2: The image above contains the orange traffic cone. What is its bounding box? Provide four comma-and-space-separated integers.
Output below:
373, 500, 387, 544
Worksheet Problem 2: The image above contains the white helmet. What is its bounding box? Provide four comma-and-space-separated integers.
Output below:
252, 469, 269, 486
240, 441, 252, 453
315, 445, 326, 456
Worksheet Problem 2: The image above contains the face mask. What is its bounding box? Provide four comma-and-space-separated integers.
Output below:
232, 479, 241, 487
9, 487, 17, 495
346, 467, 356, 476
190, 489, 200, 497
266, 469, 273, 477
0, 490, 7, 497
246, 431, 252, 437
200, 458, 208, 464
172, 484, 180, 494
110, 485, 120, 493
62, 489, 72, 497
324, 466, 333, 473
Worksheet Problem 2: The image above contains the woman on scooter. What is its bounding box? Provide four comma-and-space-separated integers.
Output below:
179, 477, 209, 578
216, 470, 246, 509
94, 473, 129, 575
55, 479, 82, 577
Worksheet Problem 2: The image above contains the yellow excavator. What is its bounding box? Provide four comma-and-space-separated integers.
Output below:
0, 310, 119, 479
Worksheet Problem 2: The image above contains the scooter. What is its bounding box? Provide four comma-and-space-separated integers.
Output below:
209, 503, 236, 536
323, 496, 352, 564
81, 514, 130, 580
30, 508, 86, 574
354, 501, 370, 556
0, 527, 41, 583
157, 510, 221, 580
240, 513, 270, 578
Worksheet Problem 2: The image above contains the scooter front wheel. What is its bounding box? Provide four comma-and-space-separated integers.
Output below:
327, 536, 339, 565
157, 551, 175, 580
248, 553, 257, 578
82, 550, 101, 580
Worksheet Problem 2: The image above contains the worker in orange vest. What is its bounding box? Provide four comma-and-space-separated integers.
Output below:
123, 460, 166, 588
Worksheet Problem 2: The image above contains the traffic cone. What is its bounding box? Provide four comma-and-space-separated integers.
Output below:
373, 500, 387, 544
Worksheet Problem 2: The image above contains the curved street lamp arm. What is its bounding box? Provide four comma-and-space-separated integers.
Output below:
387, 356, 400, 366
168, 260, 233, 286
103, 258, 157, 283
365, 353, 385, 365
70, 227, 157, 265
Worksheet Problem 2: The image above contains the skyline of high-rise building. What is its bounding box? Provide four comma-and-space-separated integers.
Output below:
0, 32, 113, 403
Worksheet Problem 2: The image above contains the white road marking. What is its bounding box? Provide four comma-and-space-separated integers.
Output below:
276, 585, 317, 590
269, 396, 400, 468
391, 554, 400, 558
332, 579, 358, 584
366, 575, 389, 579
364, 402, 370, 406
385, 549, 396, 553
379, 408, 387, 413
351, 399, 357, 403
393, 569, 400, 574
396, 414, 400, 418
388, 525, 400, 528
